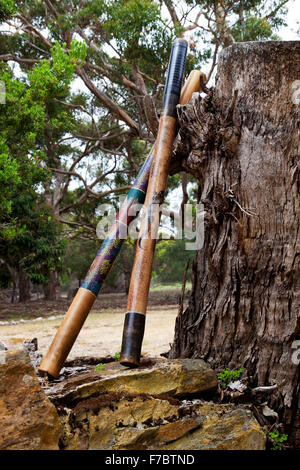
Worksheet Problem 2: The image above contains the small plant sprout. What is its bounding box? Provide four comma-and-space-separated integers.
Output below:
95, 363, 106, 372
269, 429, 288, 450
217, 368, 244, 388
114, 352, 121, 362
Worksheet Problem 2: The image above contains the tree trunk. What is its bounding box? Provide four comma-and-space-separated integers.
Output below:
11, 281, 16, 304
170, 41, 300, 447
124, 269, 131, 295
43, 271, 58, 300
18, 269, 31, 302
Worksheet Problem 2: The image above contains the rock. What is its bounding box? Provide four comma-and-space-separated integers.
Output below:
23, 338, 38, 352
0, 349, 266, 451
0, 343, 61, 450
58, 394, 266, 450
0, 342, 7, 351
47, 358, 218, 404
164, 403, 266, 450
23, 338, 43, 373
59, 393, 183, 450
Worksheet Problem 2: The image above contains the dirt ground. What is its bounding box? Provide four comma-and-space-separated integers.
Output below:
0, 308, 178, 359
0, 287, 188, 360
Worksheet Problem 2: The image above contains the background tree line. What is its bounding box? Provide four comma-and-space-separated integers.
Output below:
0, 0, 291, 301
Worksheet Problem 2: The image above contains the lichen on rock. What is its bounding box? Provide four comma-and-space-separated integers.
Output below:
0, 349, 266, 450
47, 357, 265, 450
58, 394, 266, 450
0, 342, 61, 450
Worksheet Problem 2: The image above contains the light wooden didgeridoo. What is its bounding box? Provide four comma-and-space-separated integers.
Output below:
120, 38, 189, 367
38, 66, 204, 379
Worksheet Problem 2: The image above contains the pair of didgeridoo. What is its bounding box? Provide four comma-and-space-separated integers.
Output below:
120, 38, 189, 367
39, 41, 204, 379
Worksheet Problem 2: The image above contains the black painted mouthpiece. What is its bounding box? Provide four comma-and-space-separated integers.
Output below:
163, 39, 188, 117
120, 311, 145, 368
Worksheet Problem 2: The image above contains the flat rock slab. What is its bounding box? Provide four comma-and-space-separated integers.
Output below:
0, 343, 61, 450
0, 349, 266, 451
46, 358, 218, 405
59, 395, 266, 450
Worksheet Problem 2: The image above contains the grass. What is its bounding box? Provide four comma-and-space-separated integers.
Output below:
150, 282, 192, 291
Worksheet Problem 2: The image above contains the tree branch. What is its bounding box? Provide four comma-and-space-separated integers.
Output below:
207, 42, 220, 82
76, 66, 140, 135
184, 11, 202, 32
264, 0, 290, 20
44, 0, 59, 19
57, 217, 95, 232
14, 14, 52, 48
164, 0, 181, 28
0, 54, 40, 65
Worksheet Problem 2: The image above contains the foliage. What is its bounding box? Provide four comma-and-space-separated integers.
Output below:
269, 429, 288, 450
0, 0, 16, 22
28, 41, 86, 102
0, 42, 81, 287
61, 239, 98, 287
231, 15, 282, 41
0, 145, 19, 216
0, 262, 12, 288
153, 239, 193, 284
218, 368, 244, 388
95, 363, 106, 372
114, 352, 121, 361
0, 0, 292, 297
0, 65, 48, 233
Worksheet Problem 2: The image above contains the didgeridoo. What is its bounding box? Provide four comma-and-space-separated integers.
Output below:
38, 67, 202, 379
120, 38, 188, 367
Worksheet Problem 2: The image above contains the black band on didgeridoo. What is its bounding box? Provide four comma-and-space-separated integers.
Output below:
120, 311, 146, 368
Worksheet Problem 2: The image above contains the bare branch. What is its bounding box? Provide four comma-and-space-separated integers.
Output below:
184, 11, 202, 32
14, 14, 52, 48
44, 0, 59, 19
164, 0, 181, 28
143, 94, 159, 137
207, 43, 220, 83
48, 167, 101, 198
264, 0, 290, 20
250, 380, 286, 394
76, 66, 140, 135
0, 54, 40, 65
57, 217, 95, 232
122, 75, 143, 95
59, 185, 130, 215
78, 0, 88, 9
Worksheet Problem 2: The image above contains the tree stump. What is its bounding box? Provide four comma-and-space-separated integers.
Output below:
170, 41, 300, 446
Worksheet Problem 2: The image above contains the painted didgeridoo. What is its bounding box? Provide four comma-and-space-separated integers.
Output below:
38, 67, 202, 379
120, 38, 188, 367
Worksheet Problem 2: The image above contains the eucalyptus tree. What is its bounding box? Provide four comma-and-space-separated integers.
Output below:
0, 1, 290, 227
0, 1, 291, 300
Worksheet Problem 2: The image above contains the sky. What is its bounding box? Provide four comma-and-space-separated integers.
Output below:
278, 1, 299, 40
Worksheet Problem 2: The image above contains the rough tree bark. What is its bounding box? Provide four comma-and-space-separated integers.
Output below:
18, 269, 31, 302
170, 41, 300, 446
43, 271, 59, 300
